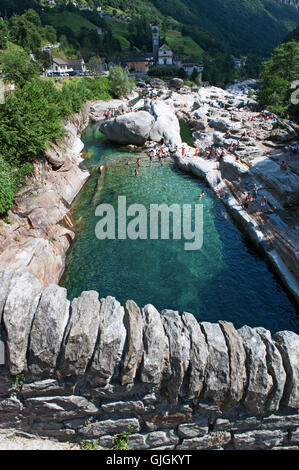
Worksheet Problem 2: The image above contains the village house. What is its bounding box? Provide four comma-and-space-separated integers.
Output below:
48, 58, 73, 75
67, 58, 86, 74
179, 60, 204, 76
121, 55, 154, 74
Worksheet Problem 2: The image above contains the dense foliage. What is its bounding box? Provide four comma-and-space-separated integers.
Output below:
1, 0, 298, 61
0, 70, 114, 214
109, 65, 134, 97
258, 40, 299, 120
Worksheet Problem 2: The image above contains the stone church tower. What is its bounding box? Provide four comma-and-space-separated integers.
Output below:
152, 25, 159, 61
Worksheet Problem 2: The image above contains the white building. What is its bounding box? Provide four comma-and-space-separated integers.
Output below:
158, 44, 174, 66
180, 62, 204, 76
48, 58, 73, 75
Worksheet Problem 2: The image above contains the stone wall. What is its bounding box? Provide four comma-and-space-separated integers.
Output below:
0, 270, 298, 449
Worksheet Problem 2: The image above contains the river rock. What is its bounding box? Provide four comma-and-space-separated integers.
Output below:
44, 144, 65, 169
169, 78, 184, 89
28, 285, 70, 377
0, 270, 21, 323
90, 296, 126, 385
140, 304, 169, 384
160, 310, 185, 404
58, 291, 101, 377
269, 128, 297, 143
250, 155, 299, 207
208, 118, 232, 133
149, 101, 182, 147
201, 322, 230, 404
256, 328, 286, 413
219, 321, 247, 407
100, 111, 155, 146
273, 330, 299, 409
2, 272, 42, 375
182, 313, 208, 399
238, 326, 273, 414
25, 395, 99, 420
120, 300, 144, 386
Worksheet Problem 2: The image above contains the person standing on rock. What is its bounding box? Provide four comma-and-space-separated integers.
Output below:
260, 195, 267, 212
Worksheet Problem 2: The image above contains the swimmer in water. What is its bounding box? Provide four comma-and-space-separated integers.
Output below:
199, 191, 205, 200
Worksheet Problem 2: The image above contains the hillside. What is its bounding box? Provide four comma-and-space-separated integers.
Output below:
1, 0, 298, 59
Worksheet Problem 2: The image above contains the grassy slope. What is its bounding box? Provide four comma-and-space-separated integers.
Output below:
165, 30, 204, 61
44, 11, 98, 34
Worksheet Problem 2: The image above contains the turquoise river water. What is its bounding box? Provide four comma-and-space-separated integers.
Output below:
60, 125, 298, 333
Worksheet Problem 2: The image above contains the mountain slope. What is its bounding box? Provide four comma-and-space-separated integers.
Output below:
151, 0, 299, 56
0, 0, 298, 58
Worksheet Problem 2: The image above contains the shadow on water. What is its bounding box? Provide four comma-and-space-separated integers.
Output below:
60, 125, 299, 334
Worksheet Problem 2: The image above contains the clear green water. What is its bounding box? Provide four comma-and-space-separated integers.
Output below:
61, 125, 298, 333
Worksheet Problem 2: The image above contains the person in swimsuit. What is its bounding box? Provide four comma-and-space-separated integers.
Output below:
260, 195, 267, 211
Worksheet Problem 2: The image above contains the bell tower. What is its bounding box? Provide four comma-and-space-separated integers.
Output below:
152, 25, 159, 62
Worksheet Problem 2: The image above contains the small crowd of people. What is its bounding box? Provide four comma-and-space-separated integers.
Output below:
104, 105, 139, 121
133, 139, 172, 176
241, 183, 269, 214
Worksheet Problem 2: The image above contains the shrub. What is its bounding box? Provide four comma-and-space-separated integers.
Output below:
109, 65, 134, 98
0, 169, 14, 215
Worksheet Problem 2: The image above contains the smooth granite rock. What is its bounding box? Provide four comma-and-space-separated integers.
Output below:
90, 296, 126, 385
256, 327, 287, 413
160, 310, 185, 403
0, 270, 21, 324
219, 321, 247, 407
141, 304, 169, 385
274, 330, 299, 409
100, 111, 155, 146
120, 300, 144, 386
2, 273, 42, 375
201, 322, 230, 404
58, 291, 101, 377
238, 326, 273, 414
182, 313, 208, 399
29, 285, 70, 376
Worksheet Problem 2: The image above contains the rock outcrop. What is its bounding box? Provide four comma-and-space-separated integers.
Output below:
100, 100, 182, 148
100, 111, 155, 146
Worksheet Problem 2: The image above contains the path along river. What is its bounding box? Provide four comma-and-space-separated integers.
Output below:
60, 125, 298, 334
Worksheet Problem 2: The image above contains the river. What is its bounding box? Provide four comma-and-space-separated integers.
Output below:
60, 124, 298, 333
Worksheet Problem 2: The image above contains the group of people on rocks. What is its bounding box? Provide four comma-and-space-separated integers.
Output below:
133, 139, 172, 176
242, 184, 268, 213
104, 105, 138, 121
104, 106, 125, 120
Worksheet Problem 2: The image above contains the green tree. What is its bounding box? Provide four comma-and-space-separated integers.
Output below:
43, 25, 57, 44
0, 166, 14, 215
1, 50, 40, 88
23, 9, 42, 27
9, 14, 42, 53
109, 65, 134, 97
0, 18, 8, 49
258, 41, 299, 118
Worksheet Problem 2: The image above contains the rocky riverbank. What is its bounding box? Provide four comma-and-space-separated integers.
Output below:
105, 79, 298, 304
0, 98, 131, 286
0, 81, 298, 450
170, 84, 299, 303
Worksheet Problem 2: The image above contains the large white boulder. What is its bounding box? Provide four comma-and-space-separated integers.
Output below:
149, 101, 182, 147
100, 111, 155, 146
